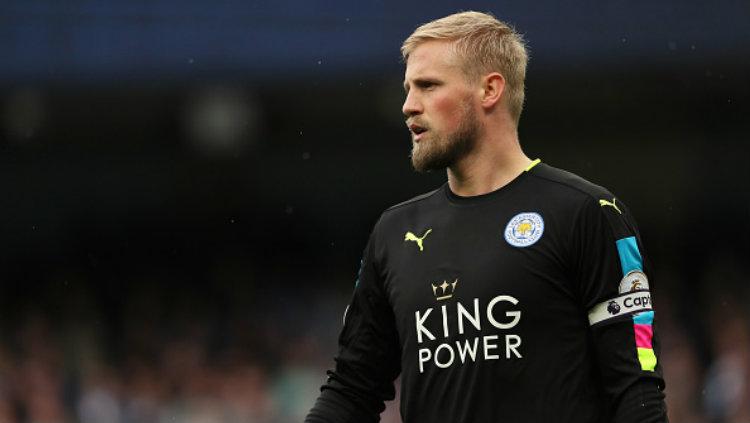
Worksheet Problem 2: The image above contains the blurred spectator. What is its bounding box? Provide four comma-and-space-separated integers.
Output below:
704, 304, 750, 422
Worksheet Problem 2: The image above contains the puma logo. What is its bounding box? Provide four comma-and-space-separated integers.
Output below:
404, 229, 432, 252
599, 197, 622, 214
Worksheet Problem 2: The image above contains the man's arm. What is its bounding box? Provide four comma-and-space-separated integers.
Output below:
573, 196, 668, 422
306, 224, 401, 423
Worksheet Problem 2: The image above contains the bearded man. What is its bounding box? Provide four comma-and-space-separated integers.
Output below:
306, 11, 667, 423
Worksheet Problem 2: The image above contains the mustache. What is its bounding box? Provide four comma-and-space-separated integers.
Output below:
405, 119, 429, 130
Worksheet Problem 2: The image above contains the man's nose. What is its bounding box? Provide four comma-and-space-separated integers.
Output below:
402, 91, 422, 117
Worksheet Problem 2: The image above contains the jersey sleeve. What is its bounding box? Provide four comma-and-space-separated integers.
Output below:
306, 219, 401, 423
572, 195, 667, 422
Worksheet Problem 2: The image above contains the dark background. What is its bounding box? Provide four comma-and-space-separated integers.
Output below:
1, 1, 749, 422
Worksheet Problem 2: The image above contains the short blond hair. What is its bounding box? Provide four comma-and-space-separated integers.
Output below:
401, 11, 529, 124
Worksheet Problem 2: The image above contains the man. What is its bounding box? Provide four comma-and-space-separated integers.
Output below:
306, 11, 666, 423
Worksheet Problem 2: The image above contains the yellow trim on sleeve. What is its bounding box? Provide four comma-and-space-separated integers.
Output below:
637, 347, 657, 372
525, 158, 542, 172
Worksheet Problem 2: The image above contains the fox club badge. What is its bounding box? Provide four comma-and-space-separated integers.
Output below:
504, 212, 544, 248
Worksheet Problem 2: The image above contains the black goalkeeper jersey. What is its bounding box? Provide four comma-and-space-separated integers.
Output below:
307, 162, 666, 423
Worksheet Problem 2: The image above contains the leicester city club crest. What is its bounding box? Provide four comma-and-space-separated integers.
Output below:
504, 212, 544, 247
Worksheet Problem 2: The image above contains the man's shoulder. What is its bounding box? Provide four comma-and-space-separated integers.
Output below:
369, 186, 444, 233
531, 163, 638, 233
383, 186, 444, 214
530, 163, 615, 203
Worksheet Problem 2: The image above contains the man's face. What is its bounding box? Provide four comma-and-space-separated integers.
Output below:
403, 40, 480, 172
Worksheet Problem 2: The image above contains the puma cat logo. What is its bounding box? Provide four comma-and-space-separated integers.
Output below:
599, 197, 622, 214
404, 229, 433, 252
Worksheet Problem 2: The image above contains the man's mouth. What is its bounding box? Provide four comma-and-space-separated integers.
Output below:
408, 122, 428, 141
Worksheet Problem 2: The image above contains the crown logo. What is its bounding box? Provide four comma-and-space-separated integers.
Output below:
431, 279, 458, 301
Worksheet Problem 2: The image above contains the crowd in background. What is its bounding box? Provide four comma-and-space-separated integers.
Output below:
0, 279, 330, 423
0, 263, 748, 423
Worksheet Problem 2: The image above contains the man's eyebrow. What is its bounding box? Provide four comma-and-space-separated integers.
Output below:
403, 77, 440, 92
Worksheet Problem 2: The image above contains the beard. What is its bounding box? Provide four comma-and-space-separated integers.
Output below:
410, 101, 480, 173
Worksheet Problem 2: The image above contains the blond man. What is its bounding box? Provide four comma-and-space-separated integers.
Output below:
307, 11, 666, 423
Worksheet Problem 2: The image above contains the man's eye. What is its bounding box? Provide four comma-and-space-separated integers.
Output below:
419, 85, 436, 93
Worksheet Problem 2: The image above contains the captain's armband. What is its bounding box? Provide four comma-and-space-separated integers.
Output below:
588, 290, 652, 326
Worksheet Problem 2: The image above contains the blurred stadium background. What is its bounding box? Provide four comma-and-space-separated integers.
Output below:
1, 1, 749, 422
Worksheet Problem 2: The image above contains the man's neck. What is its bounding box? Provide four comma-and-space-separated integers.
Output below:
446, 132, 532, 197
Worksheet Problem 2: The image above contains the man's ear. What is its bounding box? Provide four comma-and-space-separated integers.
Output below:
480, 72, 505, 109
